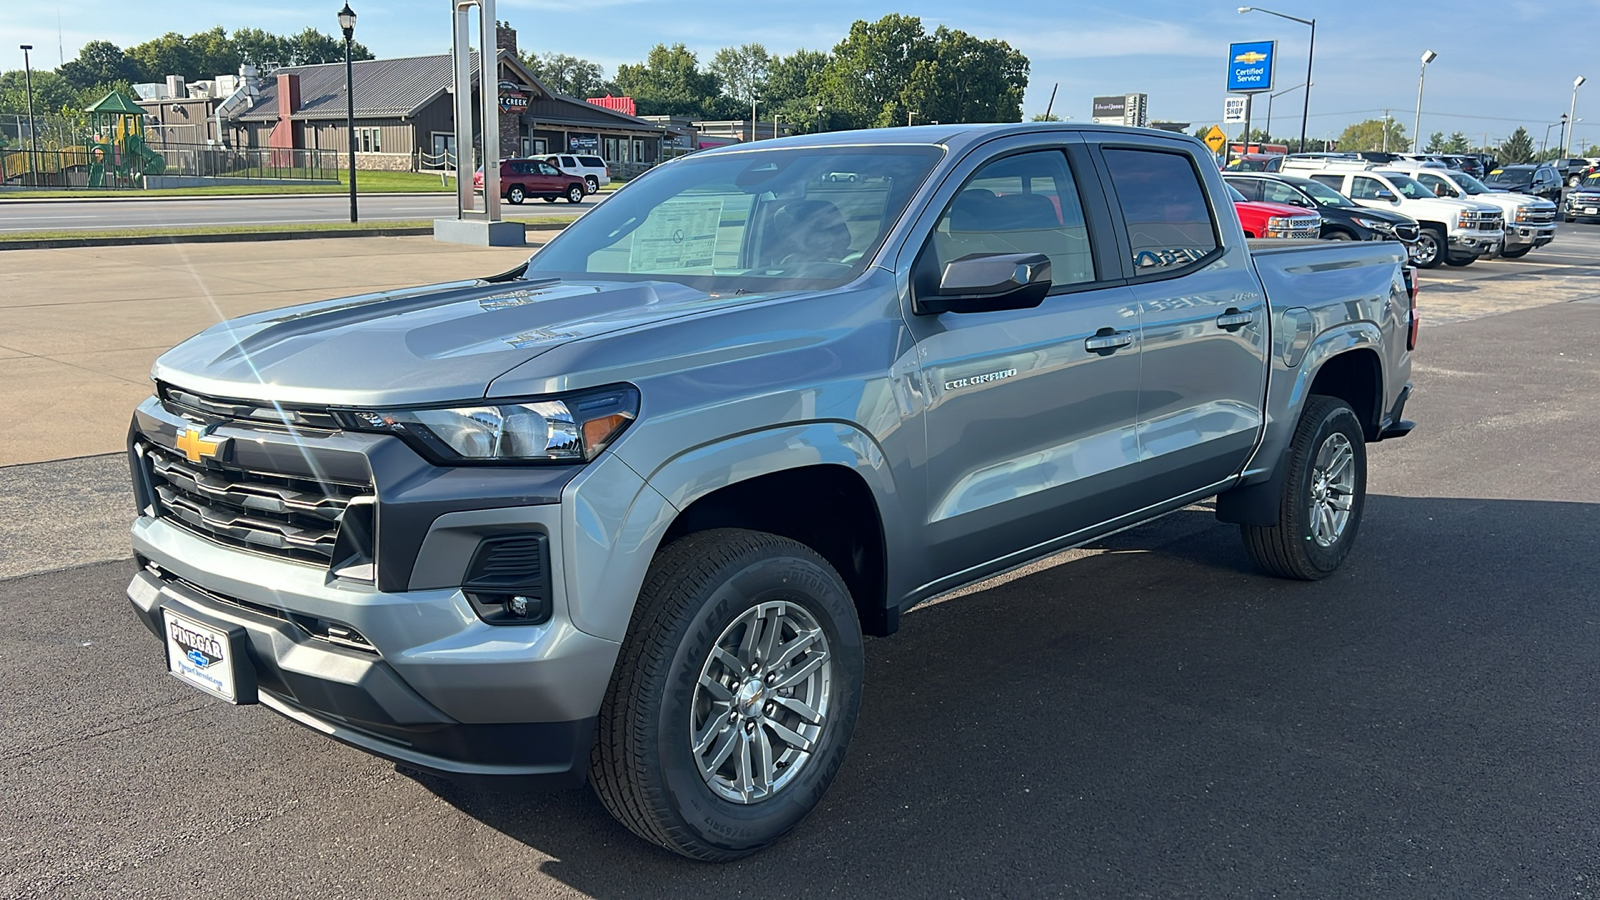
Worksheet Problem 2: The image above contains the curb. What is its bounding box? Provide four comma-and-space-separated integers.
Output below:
0, 221, 568, 251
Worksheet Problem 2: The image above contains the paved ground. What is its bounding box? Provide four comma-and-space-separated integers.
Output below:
2, 296, 1598, 898
0, 237, 535, 468
0, 193, 601, 233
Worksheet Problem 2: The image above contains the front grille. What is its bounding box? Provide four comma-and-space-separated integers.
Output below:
1282, 216, 1321, 239
1520, 209, 1556, 225
1392, 223, 1421, 242
1476, 214, 1504, 231
143, 441, 372, 566
158, 382, 341, 431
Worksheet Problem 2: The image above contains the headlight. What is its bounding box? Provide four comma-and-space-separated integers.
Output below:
1513, 207, 1529, 223
1456, 211, 1473, 228
1351, 216, 1395, 233
338, 385, 639, 463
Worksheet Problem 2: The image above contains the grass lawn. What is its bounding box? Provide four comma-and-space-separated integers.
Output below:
0, 217, 572, 243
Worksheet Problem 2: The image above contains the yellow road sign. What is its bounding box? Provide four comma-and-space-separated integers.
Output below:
1203, 125, 1227, 154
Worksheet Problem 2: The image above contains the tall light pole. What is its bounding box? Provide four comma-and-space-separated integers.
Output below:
1265, 82, 1307, 140
1414, 50, 1437, 153
1238, 7, 1315, 153
338, 3, 358, 223
20, 45, 38, 188
1569, 76, 1587, 157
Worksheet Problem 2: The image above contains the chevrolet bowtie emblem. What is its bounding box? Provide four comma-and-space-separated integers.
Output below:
1234, 51, 1269, 64
174, 425, 227, 463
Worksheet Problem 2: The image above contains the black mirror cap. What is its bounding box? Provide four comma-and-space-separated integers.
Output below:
915, 252, 1053, 315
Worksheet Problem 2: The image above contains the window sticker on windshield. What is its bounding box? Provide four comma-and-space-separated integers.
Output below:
629, 199, 725, 272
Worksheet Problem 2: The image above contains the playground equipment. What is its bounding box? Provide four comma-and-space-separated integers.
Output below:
84, 91, 165, 187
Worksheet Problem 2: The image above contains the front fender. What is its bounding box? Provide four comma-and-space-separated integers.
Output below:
563, 422, 902, 643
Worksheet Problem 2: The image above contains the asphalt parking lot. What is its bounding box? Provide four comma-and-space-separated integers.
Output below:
2, 226, 1599, 898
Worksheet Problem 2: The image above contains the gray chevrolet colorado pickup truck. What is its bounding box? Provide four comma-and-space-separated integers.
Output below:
125, 123, 1416, 860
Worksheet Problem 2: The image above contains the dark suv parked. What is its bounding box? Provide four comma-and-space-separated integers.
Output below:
1224, 172, 1422, 252
1483, 164, 1564, 202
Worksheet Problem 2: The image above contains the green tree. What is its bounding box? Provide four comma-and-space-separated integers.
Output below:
523, 52, 613, 97
710, 43, 771, 111
766, 49, 826, 105
897, 26, 1027, 126
1498, 126, 1534, 164
1424, 130, 1447, 153
614, 43, 723, 117
1336, 117, 1407, 152
230, 28, 291, 68
57, 41, 143, 90
1444, 131, 1471, 153
819, 14, 932, 128
1032, 112, 1062, 122
284, 27, 370, 66
126, 32, 196, 83
0, 69, 77, 117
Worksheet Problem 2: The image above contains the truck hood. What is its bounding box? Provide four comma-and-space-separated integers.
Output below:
152, 277, 775, 407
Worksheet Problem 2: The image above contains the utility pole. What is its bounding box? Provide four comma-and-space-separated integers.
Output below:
1382, 109, 1390, 152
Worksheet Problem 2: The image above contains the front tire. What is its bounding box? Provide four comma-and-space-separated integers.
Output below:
1241, 396, 1367, 581
1498, 245, 1532, 259
589, 529, 864, 861
1413, 226, 1445, 268
1444, 255, 1477, 267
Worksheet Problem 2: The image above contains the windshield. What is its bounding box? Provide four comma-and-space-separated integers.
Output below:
1583, 174, 1600, 189
1451, 173, 1492, 194
1379, 174, 1437, 200
524, 146, 943, 291
1291, 178, 1356, 208
1486, 168, 1531, 184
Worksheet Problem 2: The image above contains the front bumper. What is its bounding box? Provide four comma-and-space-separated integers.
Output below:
126, 395, 622, 784
1447, 232, 1502, 258
1502, 223, 1557, 249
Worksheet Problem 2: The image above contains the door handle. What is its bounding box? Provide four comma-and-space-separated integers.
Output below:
1084, 329, 1135, 353
1216, 309, 1255, 331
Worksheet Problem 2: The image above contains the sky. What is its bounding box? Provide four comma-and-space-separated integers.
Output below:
3, 0, 1597, 152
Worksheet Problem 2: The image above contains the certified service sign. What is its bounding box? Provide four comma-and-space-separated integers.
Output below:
1226, 41, 1277, 93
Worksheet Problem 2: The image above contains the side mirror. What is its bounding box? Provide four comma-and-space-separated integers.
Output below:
1375, 189, 1398, 201
915, 252, 1052, 315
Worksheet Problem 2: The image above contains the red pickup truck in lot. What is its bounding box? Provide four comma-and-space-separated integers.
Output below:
1226, 183, 1322, 239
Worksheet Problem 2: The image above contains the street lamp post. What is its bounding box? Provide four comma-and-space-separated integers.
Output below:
1238, 7, 1315, 153
1414, 50, 1437, 153
815, 102, 823, 134
20, 45, 38, 188
1569, 76, 1587, 157
1558, 114, 1569, 158
1265, 82, 1308, 140
338, 3, 358, 223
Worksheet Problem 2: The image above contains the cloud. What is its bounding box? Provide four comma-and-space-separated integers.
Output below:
996, 21, 1209, 60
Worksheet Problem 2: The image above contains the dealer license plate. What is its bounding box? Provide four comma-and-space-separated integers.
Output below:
1585, 207, 1598, 215
163, 610, 240, 703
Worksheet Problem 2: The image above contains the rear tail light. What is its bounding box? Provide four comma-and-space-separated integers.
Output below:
1404, 265, 1420, 351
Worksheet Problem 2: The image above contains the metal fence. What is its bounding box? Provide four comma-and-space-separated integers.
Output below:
1, 141, 340, 188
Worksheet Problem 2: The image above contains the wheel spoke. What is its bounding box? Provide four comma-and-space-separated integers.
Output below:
703, 724, 739, 772
693, 711, 728, 753
737, 731, 755, 801
754, 727, 776, 795
774, 650, 829, 690
698, 674, 733, 702
758, 606, 783, 665
772, 694, 823, 724
712, 646, 743, 675
772, 629, 819, 671
764, 718, 815, 753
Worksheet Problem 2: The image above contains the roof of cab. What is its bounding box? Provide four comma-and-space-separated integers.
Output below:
686, 122, 1205, 157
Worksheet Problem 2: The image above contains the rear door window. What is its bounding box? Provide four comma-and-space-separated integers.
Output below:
579, 156, 606, 168
1100, 147, 1220, 274
1227, 179, 1262, 201
1348, 176, 1387, 200
925, 149, 1096, 288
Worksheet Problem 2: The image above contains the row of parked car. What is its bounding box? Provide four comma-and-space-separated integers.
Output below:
1220, 153, 1590, 268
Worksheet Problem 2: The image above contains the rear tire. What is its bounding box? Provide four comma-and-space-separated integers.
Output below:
585, 175, 599, 193
567, 184, 585, 203
589, 529, 864, 861
507, 185, 525, 204
1323, 229, 1355, 241
1413, 226, 1445, 268
1241, 396, 1367, 581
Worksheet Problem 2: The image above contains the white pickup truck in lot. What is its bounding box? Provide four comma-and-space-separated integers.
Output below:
1383, 162, 1557, 259
125, 123, 1417, 860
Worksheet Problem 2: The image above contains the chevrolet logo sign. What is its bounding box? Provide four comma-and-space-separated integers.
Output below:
1234, 51, 1269, 64
174, 426, 228, 463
